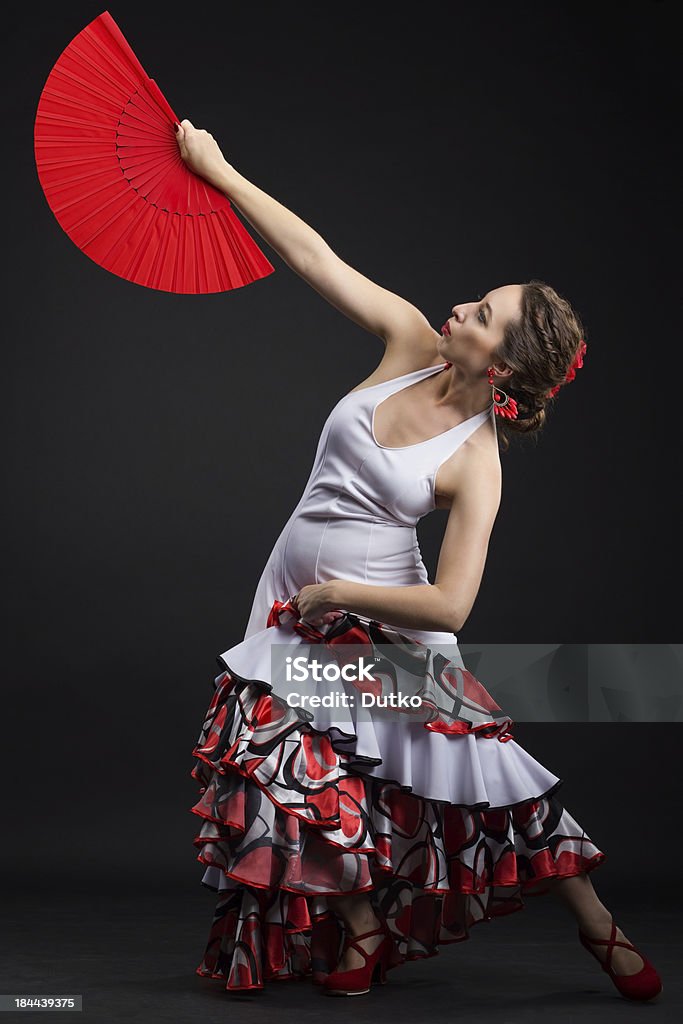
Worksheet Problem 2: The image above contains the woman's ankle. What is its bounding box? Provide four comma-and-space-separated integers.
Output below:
328, 895, 381, 937
346, 907, 381, 937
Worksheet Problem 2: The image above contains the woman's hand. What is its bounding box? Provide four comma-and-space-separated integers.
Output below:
175, 119, 230, 187
292, 582, 345, 627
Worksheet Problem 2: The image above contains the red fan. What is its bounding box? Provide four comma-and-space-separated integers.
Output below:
33, 10, 275, 294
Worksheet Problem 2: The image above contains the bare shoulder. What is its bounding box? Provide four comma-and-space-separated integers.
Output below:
434, 420, 502, 511
347, 325, 445, 394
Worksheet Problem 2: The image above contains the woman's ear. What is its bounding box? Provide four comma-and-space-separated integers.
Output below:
493, 362, 514, 380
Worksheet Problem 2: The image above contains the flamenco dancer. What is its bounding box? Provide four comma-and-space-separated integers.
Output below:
178, 119, 663, 1001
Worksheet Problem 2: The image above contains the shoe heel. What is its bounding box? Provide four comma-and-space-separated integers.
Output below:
322, 924, 393, 996
372, 958, 387, 985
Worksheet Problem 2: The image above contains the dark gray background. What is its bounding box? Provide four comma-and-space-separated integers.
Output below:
1, 3, 681, 1012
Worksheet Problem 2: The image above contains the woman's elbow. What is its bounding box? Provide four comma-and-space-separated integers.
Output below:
433, 591, 465, 634
436, 581, 479, 634
447, 612, 466, 635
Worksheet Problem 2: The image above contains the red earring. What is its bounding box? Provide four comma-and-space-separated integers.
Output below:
488, 367, 518, 420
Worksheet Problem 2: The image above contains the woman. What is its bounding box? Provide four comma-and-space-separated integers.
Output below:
178, 119, 662, 1001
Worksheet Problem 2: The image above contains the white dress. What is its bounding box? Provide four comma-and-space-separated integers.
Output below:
189, 361, 606, 991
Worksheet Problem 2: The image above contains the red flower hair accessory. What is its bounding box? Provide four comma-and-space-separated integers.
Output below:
548, 339, 587, 398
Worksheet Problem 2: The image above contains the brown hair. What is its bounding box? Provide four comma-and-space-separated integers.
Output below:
492, 279, 587, 453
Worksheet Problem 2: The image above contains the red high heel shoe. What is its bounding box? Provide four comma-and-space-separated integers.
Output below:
578, 917, 663, 1001
322, 922, 394, 996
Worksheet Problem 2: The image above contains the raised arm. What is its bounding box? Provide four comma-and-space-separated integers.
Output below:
176, 120, 434, 346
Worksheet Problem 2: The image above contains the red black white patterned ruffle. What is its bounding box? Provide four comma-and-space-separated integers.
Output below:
189, 661, 607, 991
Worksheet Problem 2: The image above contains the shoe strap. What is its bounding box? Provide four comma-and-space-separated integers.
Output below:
343, 924, 388, 961
580, 920, 641, 973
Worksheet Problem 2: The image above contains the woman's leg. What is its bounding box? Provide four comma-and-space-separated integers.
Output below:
545, 871, 647, 975
326, 892, 384, 971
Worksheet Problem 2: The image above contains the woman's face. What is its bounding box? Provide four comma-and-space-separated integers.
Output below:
438, 284, 523, 373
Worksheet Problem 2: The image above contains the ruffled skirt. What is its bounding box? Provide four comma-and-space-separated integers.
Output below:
189, 602, 607, 991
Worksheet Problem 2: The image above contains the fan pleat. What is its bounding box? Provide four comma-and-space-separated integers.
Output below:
35, 10, 274, 293
154, 218, 180, 292
74, 187, 140, 249
126, 206, 168, 284
61, 41, 137, 98
206, 217, 234, 291
95, 14, 152, 82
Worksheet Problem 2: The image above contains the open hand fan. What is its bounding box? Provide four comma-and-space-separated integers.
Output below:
34, 9, 275, 294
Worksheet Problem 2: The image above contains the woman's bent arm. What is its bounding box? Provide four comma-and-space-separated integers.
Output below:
326, 452, 503, 633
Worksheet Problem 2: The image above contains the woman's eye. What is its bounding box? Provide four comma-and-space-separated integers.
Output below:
478, 308, 486, 325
